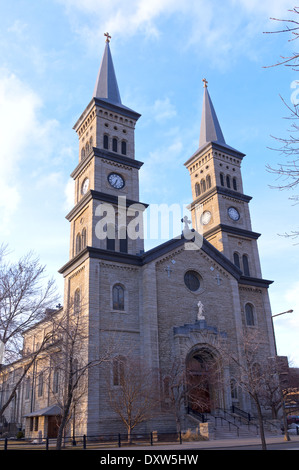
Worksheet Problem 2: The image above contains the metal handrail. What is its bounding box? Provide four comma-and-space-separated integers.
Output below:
214, 415, 240, 437
231, 405, 251, 422
215, 408, 259, 435
186, 406, 207, 423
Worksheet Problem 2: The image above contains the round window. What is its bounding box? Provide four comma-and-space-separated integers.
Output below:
184, 270, 201, 292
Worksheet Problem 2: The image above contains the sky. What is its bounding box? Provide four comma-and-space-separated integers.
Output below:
0, 0, 298, 366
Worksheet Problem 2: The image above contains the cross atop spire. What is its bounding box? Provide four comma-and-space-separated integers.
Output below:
202, 78, 208, 88
104, 32, 111, 43
90, 35, 141, 120
93, 36, 121, 104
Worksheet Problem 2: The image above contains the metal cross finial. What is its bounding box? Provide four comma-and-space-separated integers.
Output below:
203, 78, 208, 88
181, 216, 192, 231
104, 32, 111, 43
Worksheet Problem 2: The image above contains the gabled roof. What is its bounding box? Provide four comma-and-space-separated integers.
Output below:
24, 404, 62, 417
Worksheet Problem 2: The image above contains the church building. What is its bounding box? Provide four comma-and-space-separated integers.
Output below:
0, 35, 278, 439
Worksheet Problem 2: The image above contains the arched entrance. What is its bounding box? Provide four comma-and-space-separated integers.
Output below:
186, 348, 220, 414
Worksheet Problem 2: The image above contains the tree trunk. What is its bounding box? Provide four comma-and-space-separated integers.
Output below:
56, 394, 72, 450
255, 398, 267, 450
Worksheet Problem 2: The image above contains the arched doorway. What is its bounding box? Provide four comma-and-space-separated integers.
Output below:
186, 348, 220, 414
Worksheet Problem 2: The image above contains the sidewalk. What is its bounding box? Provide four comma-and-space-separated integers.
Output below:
112, 434, 299, 451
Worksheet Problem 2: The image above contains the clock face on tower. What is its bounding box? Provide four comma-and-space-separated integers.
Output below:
108, 173, 125, 189
201, 210, 212, 225
81, 178, 89, 195
227, 207, 240, 221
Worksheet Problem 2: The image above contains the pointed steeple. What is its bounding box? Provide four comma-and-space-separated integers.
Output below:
199, 79, 226, 147
93, 34, 122, 105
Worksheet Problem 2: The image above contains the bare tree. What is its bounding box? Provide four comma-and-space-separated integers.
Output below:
264, 7, 299, 238
0, 331, 54, 421
0, 249, 58, 426
43, 297, 115, 450
0, 250, 58, 366
161, 360, 187, 434
108, 357, 159, 443
223, 329, 283, 450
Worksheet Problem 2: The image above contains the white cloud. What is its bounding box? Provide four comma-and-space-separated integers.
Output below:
0, 69, 59, 235
64, 178, 75, 211
152, 97, 177, 123
59, 0, 295, 63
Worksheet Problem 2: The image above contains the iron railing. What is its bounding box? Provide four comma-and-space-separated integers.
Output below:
0, 429, 208, 450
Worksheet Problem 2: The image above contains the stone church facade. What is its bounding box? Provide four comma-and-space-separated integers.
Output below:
0, 37, 277, 439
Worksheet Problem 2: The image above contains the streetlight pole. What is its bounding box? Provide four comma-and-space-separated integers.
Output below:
271, 309, 294, 442
272, 309, 293, 318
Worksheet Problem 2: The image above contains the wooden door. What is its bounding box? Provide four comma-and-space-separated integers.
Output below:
47, 416, 61, 438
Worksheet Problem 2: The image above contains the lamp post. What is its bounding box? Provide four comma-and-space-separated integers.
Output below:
271, 309, 294, 441
272, 309, 293, 318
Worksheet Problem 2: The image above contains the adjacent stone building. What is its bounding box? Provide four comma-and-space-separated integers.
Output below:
0, 37, 279, 439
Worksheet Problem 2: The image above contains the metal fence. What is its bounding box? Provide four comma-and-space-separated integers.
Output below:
0, 430, 207, 450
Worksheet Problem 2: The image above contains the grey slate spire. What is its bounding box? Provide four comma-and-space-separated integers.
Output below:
199, 79, 226, 147
93, 36, 122, 105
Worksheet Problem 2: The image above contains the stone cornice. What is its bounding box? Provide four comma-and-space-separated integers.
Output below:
65, 190, 148, 222
70, 147, 144, 180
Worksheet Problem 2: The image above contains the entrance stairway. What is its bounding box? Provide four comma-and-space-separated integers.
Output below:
186, 407, 280, 440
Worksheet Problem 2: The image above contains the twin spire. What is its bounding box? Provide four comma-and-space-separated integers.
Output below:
92, 33, 230, 151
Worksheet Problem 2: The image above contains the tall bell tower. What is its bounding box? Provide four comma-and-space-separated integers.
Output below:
67, 33, 145, 259
184, 79, 263, 279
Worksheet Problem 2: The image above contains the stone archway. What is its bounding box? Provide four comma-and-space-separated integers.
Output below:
186, 348, 220, 414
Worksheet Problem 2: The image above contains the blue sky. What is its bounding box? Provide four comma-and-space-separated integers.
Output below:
0, 0, 298, 366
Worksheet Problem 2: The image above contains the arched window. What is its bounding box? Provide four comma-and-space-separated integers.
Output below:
233, 177, 237, 191
231, 379, 238, 400
121, 140, 127, 155
38, 373, 44, 397
25, 378, 31, 399
81, 148, 85, 159
53, 368, 59, 394
73, 358, 79, 384
85, 142, 90, 154
81, 228, 87, 249
195, 183, 201, 197
113, 356, 126, 386
103, 134, 109, 149
112, 137, 118, 152
74, 288, 80, 315
220, 173, 224, 186
200, 178, 206, 193
106, 223, 115, 251
242, 254, 250, 276
112, 284, 125, 310
89, 136, 93, 148
119, 227, 128, 254
226, 175, 231, 188
206, 174, 211, 189
75, 233, 81, 255
245, 303, 255, 326
233, 252, 240, 269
